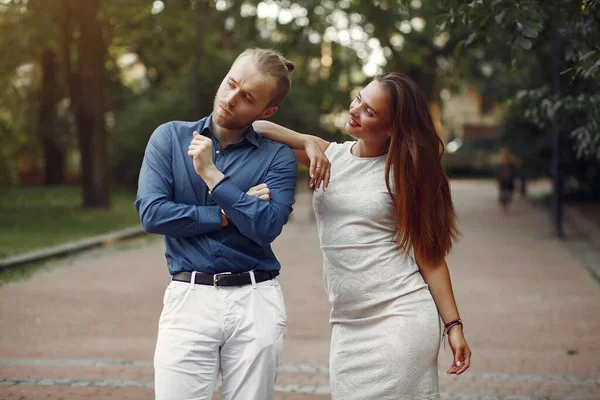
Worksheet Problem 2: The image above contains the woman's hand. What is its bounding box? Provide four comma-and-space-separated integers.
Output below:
247, 184, 270, 202
305, 138, 331, 191
447, 325, 471, 375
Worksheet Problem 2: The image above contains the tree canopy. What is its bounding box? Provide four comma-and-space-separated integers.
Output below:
1, 0, 599, 203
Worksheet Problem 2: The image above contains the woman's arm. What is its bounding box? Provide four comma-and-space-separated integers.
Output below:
417, 257, 472, 375
253, 120, 331, 190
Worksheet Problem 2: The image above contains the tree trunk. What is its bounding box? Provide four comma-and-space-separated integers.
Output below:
60, 0, 72, 92
39, 49, 65, 185
192, 0, 209, 116
77, 0, 109, 208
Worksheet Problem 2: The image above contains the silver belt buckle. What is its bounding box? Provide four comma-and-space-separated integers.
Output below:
213, 272, 232, 286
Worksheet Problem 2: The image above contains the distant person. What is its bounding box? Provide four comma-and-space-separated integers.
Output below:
497, 149, 517, 211
519, 168, 528, 196
135, 48, 296, 400
254, 72, 471, 399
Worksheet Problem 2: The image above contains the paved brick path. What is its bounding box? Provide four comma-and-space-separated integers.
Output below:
1, 180, 599, 399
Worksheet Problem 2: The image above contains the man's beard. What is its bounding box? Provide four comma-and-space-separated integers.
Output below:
212, 98, 262, 130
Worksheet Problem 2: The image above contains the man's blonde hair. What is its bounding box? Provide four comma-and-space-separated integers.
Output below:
234, 48, 295, 107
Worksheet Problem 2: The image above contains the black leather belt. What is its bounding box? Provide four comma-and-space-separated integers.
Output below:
172, 270, 279, 287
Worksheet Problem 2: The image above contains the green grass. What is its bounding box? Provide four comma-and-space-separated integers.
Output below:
0, 234, 160, 285
0, 185, 141, 258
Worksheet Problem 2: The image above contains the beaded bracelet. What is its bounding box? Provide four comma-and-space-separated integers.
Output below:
443, 318, 463, 337
441, 318, 463, 349
444, 318, 462, 329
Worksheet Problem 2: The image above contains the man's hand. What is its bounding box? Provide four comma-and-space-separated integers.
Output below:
188, 131, 224, 189
220, 209, 229, 227
188, 131, 215, 176
247, 184, 270, 202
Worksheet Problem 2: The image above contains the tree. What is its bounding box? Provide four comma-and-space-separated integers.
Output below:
0, 0, 69, 185
439, 0, 600, 161
38, 48, 64, 185
439, 0, 600, 235
76, 0, 109, 207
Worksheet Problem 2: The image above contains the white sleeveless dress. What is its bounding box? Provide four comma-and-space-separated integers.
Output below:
313, 141, 441, 400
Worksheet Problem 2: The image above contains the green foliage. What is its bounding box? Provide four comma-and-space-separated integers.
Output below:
106, 0, 368, 188
440, 0, 600, 162
0, 120, 19, 185
2, 0, 467, 192
0, 73, 40, 185
496, 101, 551, 178
110, 73, 197, 188
441, 0, 545, 53
9, 0, 598, 200
515, 88, 600, 160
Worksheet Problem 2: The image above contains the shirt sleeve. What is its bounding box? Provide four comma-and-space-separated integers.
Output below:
210, 145, 297, 247
135, 123, 223, 238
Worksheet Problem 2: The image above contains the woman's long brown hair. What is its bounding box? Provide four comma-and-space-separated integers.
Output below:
377, 73, 459, 265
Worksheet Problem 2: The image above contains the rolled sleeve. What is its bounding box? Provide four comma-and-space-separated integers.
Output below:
210, 146, 297, 246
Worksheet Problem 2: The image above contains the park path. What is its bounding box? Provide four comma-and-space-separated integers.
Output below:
1, 180, 599, 399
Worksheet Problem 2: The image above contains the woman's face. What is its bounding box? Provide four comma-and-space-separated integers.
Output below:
344, 80, 392, 143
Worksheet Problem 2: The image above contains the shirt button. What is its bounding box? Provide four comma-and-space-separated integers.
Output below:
216, 150, 220, 155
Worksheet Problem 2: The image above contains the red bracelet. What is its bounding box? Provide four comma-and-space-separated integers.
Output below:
444, 318, 462, 328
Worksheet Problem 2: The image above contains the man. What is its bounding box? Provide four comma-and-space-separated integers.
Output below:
135, 48, 297, 400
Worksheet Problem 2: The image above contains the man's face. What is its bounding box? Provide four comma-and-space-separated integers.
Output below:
212, 57, 279, 130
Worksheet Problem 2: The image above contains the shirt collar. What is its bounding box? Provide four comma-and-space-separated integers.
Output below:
200, 114, 261, 148
244, 125, 261, 147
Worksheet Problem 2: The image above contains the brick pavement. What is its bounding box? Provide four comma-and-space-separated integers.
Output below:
1, 180, 599, 399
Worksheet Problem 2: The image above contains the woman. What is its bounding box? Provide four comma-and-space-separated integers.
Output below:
253, 73, 471, 399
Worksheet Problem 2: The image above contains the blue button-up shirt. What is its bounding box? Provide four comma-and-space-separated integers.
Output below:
135, 116, 297, 275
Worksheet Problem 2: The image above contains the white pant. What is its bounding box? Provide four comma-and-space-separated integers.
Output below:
154, 275, 287, 400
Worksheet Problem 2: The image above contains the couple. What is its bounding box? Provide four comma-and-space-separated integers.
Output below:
136, 48, 472, 400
